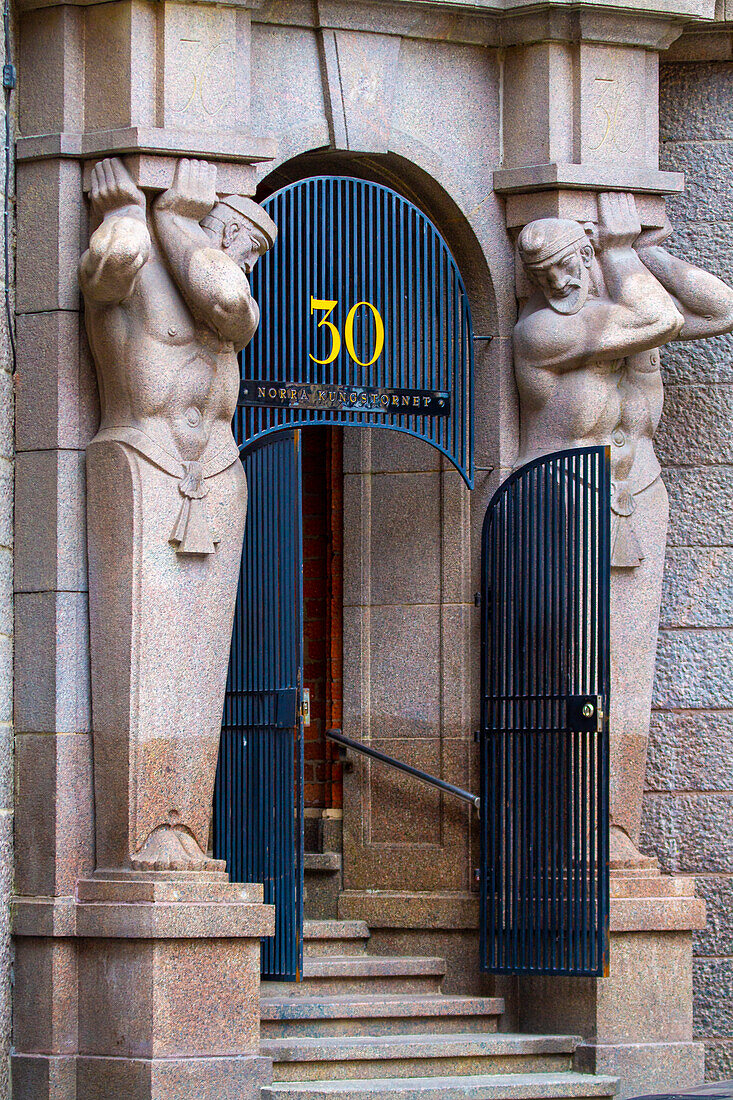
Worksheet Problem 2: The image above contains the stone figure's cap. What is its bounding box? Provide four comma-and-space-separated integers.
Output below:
518, 218, 588, 267
216, 195, 278, 250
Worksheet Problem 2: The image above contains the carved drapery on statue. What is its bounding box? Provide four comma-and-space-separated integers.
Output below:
80, 157, 277, 872
513, 192, 733, 867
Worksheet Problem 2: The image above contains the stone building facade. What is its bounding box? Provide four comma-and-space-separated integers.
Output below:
644, 50, 733, 1079
2, 1, 733, 1098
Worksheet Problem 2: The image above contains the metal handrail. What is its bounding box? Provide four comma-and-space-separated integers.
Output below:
326, 729, 480, 812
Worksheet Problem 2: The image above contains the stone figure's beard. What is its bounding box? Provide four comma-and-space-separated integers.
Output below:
546, 279, 589, 315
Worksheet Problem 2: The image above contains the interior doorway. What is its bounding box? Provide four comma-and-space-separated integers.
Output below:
301, 427, 344, 816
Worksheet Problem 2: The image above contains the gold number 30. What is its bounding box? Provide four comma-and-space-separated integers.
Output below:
309, 297, 385, 368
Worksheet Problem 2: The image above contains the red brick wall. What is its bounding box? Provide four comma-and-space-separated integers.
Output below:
302, 427, 343, 809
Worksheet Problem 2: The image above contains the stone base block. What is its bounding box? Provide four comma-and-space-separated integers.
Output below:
576, 1041, 705, 1100
11, 1054, 77, 1100
12, 875, 275, 1100
76, 1054, 272, 1100
519, 872, 706, 1100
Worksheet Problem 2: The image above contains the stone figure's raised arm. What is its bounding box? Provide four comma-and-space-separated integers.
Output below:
152, 158, 259, 349
79, 158, 151, 305
635, 223, 733, 342
515, 193, 684, 372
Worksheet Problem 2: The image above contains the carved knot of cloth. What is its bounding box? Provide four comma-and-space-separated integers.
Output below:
88, 426, 239, 558
610, 480, 644, 569
169, 460, 220, 556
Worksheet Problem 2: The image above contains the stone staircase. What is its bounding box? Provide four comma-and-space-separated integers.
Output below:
259, 920, 619, 1100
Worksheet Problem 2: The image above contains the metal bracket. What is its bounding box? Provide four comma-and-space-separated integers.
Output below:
567, 694, 603, 733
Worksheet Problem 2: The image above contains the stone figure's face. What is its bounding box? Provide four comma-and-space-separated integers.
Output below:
529, 243, 593, 315
222, 220, 269, 275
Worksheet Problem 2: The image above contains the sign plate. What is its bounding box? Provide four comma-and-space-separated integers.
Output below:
239, 381, 451, 416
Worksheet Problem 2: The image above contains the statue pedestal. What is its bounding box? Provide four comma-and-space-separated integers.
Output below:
12, 875, 274, 1100
518, 869, 706, 1100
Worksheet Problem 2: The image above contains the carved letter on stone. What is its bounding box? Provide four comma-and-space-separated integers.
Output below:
80, 157, 277, 872
513, 191, 733, 867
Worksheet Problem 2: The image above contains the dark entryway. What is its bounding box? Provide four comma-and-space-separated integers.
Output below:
302, 427, 344, 814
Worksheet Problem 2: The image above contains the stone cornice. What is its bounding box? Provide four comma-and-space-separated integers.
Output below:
15, 0, 720, 44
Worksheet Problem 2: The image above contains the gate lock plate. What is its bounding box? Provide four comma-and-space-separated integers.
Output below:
567, 695, 603, 733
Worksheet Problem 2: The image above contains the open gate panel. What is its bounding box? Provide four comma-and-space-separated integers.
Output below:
479, 446, 611, 976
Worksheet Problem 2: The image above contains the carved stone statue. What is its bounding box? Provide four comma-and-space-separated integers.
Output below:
80, 157, 276, 871
514, 191, 733, 867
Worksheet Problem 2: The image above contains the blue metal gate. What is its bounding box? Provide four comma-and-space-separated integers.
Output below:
217, 174, 477, 981
479, 447, 611, 976
214, 432, 304, 981
234, 176, 475, 487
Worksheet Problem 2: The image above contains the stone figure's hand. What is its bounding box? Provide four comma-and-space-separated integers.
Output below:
90, 158, 146, 219
594, 192, 642, 252
155, 158, 217, 221
634, 218, 674, 253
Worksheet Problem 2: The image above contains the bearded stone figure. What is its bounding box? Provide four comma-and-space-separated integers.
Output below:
80, 157, 276, 872
514, 191, 733, 867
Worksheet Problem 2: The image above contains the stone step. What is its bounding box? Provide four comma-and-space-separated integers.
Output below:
305, 853, 342, 873
304, 854, 343, 920
262, 1070, 619, 1100
260, 994, 506, 1039
264, 1033, 577, 1082
303, 920, 370, 957
262, 956, 446, 998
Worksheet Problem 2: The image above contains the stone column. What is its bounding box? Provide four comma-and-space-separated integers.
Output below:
12, 2, 277, 1097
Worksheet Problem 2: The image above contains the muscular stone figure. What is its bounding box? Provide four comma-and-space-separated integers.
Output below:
514, 191, 733, 866
80, 157, 276, 871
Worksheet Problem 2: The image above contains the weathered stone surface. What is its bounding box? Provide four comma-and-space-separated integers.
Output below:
693, 877, 733, 955
15, 449, 88, 594
665, 465, 733, 547
660, 62, 733, 141
0, 550, 11, 639
16, 310, 99, 451
0, 811, 11, 1100
661, 332, 733, 386
693, 958, 733, 1038
14, 732, 94, 896
653, 629, 733, 709
646, 710, 733, 791
16, 158, 82, 313
642, 793, 733, 874
368, 472, 441, 606
656, 386, 733, 466
660, 142, 733, 223
14, 591, 91, 734
660, 547, 733, 628
0, 462, 12, 550
658, 221, 733, 289
0, 372, 13, 464
705, 1041, 733, 1079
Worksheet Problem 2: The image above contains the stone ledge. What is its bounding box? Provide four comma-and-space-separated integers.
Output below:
12, 890, 275, 939
338, 891, 480, 930
609, 895, 706, 932
494, 163, 685, 195
17, 128, 276, 167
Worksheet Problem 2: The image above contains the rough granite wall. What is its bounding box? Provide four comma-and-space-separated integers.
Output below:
642, 58, 733, 1082
0, 8, 13, 1097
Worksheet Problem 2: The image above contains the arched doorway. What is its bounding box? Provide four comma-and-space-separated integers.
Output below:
214, 173, 477, 981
